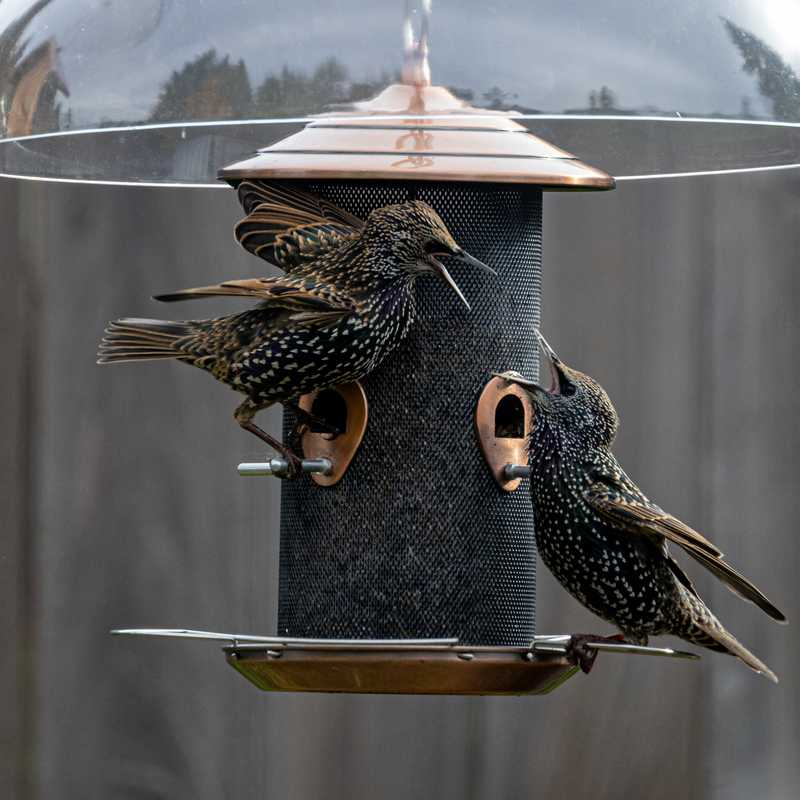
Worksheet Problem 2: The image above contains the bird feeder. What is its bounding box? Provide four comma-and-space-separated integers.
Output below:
134, 85, 695, 691
211, 58, 621, 692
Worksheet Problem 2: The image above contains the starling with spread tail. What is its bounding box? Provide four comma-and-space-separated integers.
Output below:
98, 189, 493, 475
498, 332, 786, 681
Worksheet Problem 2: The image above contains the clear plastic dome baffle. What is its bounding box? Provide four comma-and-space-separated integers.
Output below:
1, 0, 800, 185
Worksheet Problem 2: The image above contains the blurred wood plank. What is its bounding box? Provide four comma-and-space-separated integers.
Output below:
0, 178, 35, 799
703, 171, 800, 800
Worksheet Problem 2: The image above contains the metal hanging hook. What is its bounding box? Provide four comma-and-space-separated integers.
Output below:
402, 0, 432, 87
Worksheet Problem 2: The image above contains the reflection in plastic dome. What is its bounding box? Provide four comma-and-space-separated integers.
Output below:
1, 0, 800, 183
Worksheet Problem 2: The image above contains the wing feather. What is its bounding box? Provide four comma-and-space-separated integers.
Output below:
586, 482, 721, 557
585, 479, 787, 623
234, 181, 363, 270
152, 276, 354, 327
153, 278, 280, 303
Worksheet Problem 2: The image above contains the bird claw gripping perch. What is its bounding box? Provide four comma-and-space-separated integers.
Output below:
566, 633, 628, 674
277, 452, 303, 480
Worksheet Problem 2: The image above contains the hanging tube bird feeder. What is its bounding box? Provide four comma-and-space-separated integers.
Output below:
115, 8, 699, 694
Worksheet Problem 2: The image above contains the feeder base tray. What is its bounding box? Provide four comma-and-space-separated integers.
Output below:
225, 646, 578, 696
110, 629, 698, 695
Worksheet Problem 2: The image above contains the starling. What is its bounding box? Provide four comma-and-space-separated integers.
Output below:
498, 332, 786, 681
98, 191, 493, 475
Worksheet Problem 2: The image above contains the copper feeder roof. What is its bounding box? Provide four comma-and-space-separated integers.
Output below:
219, 83, 615, 190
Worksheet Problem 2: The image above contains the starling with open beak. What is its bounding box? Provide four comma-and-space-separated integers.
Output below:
497, 332, 786, 681
98, 189, 493, 476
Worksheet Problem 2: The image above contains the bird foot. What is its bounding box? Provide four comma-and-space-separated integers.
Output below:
567, 633, 627, 674
272, 450, 304, 480
236, 416, 305, 479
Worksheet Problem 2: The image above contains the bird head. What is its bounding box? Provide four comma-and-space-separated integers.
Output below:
495, 331, 619, 449
362, 200, 495, 310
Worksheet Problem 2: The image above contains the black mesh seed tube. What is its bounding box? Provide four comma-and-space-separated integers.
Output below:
278, 180, 541, 646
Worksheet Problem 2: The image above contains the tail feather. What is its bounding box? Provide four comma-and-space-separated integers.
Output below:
97, 318, 195, 365
681, 543, 787, 624
690, 616, 778, 683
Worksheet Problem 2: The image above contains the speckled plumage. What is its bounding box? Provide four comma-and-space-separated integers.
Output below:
500, 332, 786, 682
98, 187, 487, 471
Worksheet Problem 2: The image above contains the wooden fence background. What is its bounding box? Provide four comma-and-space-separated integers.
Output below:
1, 170, 797, 799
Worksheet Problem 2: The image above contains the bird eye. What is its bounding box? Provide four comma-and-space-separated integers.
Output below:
424, 240, 450, 257
560, 376, 577, 397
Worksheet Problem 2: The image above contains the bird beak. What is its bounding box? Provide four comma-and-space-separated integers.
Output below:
428, 256, 471, 310
493, 331, 562, 395
492, 370, 547, 394
534, 330, 565, 394
535, 329, 561, 364
452, 247, 497, 277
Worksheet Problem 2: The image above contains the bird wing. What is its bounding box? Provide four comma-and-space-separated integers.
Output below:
235, 182, 364, 270
585, 479, 721, 557
584, 479, 787, 623
153, 277, 354, 328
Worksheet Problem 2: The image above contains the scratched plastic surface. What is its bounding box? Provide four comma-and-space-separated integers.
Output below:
1, 0, 800, 183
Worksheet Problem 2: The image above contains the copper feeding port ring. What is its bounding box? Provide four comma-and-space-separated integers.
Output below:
297, 381, 368, 486
475, 375, 534, 491
237, 381, 368, 486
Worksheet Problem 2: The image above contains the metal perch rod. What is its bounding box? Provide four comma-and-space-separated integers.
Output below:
532, 635, 699, 660
238, 458, 333, 477
110, 629, 459, 646
504, 463, 531, 480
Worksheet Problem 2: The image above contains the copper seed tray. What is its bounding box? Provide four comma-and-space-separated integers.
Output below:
225, 644, 578, 695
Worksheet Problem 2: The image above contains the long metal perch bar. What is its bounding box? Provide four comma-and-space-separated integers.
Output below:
111, 629, 459, 648
110, 629, 698, 660
531, 634, 699, 660
238, 459, 333, 478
